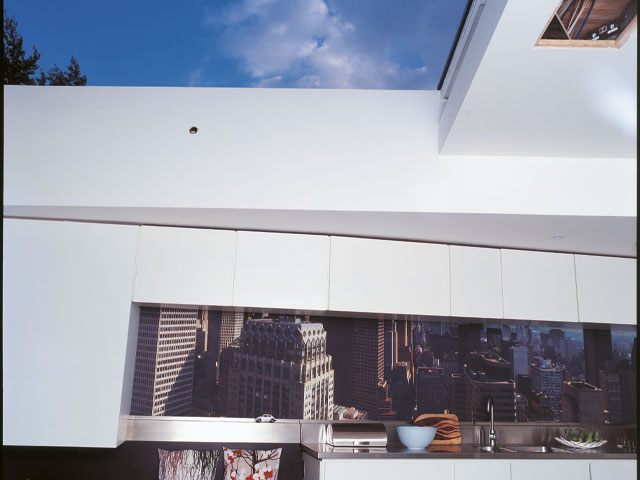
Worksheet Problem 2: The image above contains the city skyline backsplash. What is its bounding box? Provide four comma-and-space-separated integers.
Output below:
129, 307, 637, 425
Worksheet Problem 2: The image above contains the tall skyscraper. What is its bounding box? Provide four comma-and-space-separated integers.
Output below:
549, 329, 566, 358
346, 319, 394, 420
509, 345, 529, 380
466, 351, 511, 380
396, 320, 412, 365
530, 360, 564, 413
517, 374, 532, 400
384, 320, 396, 380
561, 381, 605, 423
130, 307, 198, 416
222, 318, 334, 419
599, 361, 623, 424
515, 393, 528, 422
583, 328, 613, 388
208, 309, 244, 365
416, 367, 446, 414
450, 373, 467, 421
616, 360, 637, 423
464, 368, 516, 422
486, 327, 502, 349
458, 324, 481, 368
524, 390, 555, 422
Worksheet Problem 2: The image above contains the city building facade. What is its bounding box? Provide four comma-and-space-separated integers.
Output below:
220, 318, 334, 419
130, 307, 198, 416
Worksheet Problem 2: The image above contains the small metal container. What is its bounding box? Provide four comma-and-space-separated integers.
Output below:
326, 423, 387, 448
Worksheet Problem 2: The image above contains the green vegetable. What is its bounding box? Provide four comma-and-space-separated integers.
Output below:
586, 432, 594, 443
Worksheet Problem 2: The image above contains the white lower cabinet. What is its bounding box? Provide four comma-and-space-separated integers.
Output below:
590, 460, 637, 480
304, 455, 454, 480
304, 457, 636, 480
511, 461, 589, 480
454, 460, 510, 480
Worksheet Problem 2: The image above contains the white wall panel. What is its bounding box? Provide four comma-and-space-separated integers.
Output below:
501, 249, 578, 322
450, 245, 503, 318
2, 219, 139, 447
329, 237, 450, 315
133, 226, 236, 306
575, 255, 636, 324
233, 231, 330, 310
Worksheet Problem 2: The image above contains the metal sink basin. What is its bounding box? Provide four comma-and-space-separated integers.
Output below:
476, 445, 560, 453
497, 446, 551, 453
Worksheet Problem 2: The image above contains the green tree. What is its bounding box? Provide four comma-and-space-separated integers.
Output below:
3, 9, 87, 86
37, 56, 87, 86
2, 10, 40, 85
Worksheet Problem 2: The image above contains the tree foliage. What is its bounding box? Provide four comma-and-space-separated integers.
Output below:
2, 9, 87, 86
37, 56, 87, 86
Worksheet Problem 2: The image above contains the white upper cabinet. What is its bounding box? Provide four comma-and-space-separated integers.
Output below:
575, 255, 636, 324
329, 237, 450, 315
133, 226, 236, 306
501, 249, 578, 322
233, 231, 330, 311
450, 246, 503, 318
3, 219, 139, 447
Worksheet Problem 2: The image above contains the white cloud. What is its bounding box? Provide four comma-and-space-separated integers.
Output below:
203, 0, 440, 89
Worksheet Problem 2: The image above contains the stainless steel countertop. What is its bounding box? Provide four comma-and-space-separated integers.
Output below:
301, 442, 638, 460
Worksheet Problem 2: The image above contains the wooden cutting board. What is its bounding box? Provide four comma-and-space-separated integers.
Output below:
412, 413, 461, 445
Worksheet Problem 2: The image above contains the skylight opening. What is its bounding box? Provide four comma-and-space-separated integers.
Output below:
4, 0, 471, 90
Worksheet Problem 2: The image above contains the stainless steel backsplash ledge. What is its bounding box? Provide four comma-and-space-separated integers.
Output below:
126, 416, 637, 446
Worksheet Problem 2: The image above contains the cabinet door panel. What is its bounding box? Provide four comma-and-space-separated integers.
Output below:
329, 236, 450, 315
323, 459, 453, 480
575, 255, 636, 324
450, 246, 503, 318
133, 226, 236, 306
233, 231, 330, 310
3, 219, 139, 447
511, 460, 589, 480
501, 249, 578, 322
454, 460, 510, 480
590, 460, 637, 480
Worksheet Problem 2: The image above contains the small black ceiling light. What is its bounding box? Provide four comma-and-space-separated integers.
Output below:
189, 126, 198, 134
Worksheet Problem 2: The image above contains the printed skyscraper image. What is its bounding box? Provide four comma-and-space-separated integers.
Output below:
130, 306, 636, 424
130, 307, 198, 416
218, 318, 334, 419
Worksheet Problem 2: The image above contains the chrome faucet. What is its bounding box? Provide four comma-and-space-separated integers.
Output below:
486, 397, 497, 451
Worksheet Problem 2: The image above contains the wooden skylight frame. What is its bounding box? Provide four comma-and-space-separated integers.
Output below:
536, 0, 637, 48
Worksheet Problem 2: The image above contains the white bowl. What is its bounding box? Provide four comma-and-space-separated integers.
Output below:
397, 426, 437, 449
555, 436, 607, 449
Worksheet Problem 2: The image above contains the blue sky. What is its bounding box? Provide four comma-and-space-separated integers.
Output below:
5, 0, 468, 89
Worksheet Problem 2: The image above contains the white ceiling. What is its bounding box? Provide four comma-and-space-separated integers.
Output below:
440, 0, 637, 158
